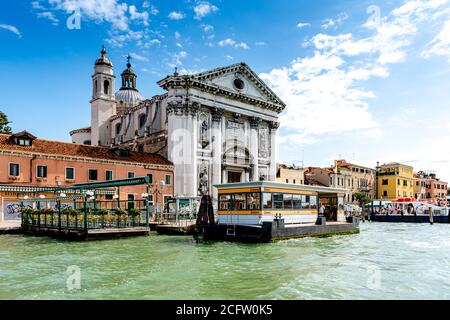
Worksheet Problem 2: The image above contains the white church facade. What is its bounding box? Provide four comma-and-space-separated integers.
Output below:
70, 47, 285, 200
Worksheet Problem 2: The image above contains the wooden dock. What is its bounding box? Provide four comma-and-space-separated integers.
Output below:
23, 225, 150, 240
156, 223, 196, 236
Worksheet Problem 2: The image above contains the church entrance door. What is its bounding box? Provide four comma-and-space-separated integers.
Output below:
228, 172, 242, 183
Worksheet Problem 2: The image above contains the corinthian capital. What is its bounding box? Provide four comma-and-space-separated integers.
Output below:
269, 121, 280, 130
249, 117, 262, 129
211, 107, 224, 122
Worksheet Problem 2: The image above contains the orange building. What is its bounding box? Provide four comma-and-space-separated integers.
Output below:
0, 131, 174, 221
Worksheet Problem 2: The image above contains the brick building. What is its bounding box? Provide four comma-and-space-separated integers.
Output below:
0, 131, 174, 222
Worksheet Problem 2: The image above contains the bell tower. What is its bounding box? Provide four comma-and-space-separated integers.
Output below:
91, 46, 116, 146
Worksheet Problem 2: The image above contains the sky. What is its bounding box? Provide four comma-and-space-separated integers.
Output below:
1, 0, 450, 181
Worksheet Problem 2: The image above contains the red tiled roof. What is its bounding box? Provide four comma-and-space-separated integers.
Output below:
0, 134, 173, 167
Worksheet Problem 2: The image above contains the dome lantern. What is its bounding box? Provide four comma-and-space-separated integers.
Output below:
115, 55, 144, 109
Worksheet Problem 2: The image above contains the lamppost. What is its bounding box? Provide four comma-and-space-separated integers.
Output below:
148, 180, 166, 223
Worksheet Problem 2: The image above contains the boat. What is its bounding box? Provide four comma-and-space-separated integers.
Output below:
195, 182, 360, 243
370, 198, 450, 223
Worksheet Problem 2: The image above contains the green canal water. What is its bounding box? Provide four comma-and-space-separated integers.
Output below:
1, 223, 450, 300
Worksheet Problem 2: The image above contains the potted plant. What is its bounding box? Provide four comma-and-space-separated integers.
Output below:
128, 208, 141, 226
21, 207, 36, 225
96, 209, 109, 227
113, 208, 127, 227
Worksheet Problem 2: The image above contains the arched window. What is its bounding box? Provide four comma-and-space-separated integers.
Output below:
115, 123, 122, 135
139, 114, 146, 129
94, 80, 98, 95
104, 80, 110, 95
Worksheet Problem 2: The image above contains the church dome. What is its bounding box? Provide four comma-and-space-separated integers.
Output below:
95, 46, 113, 67
115, 89, 145, 107
115, 54, 145, 108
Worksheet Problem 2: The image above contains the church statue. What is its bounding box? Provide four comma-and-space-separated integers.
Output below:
198, 169, 209, 196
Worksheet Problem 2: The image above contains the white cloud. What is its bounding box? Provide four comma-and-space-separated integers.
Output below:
170, 51, 188, 66
142, 1, 158, 15
47, 0, 130, 31
321, 12, 348, 29
106, 30, 145, 47
235, 42, 250, 49
297, 22, 310, 29
255, 41, 267, 46
219, 38, 236, 47
218, 38, 250, 49
129, 5, 149, 26
194, 1, 218, 20
32, 1, 46, 9
260, 0, 449, 145
37, 11, 60, 25
168, 11, 185, 20
422, 19, 450, 59
129, 52, 149, 62
201, 24, 214, 33
0, 24, 22, 38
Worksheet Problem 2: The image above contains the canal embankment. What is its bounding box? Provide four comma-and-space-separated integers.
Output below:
0, 221, 22, 235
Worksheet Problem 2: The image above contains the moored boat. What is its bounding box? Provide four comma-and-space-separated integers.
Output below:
196, 182, 360, 243
370, 198, 450, 223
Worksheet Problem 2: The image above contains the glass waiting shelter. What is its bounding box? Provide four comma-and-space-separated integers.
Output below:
216, 181, 346, 225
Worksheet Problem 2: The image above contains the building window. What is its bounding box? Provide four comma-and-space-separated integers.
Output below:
128, 172, 135, 179
37, 165, 47, 178
383, 191, 388, 197
262, 193, 273, 209
165, 175, 171, 185
88, 169, 98, 181
66, 167, 75, 180
147, 174, 153, 184
105, 170, 113, 181
115, 123, 122, 135
286, 179, 289, 184
9, 163, 20, 177
105, 194, 114, 200
18, 138, 31, 146
273, 193, 284, 209
127, 194, 135, 210
104, 80, 110, 95
293, 179, 296, 184
139, 114, 146, 129
247, 193, 261, 210
382, 179, 388, 185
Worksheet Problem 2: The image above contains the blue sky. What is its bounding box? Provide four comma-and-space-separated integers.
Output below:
1, 0, 450, 180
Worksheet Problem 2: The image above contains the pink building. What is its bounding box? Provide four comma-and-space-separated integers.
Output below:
0, 131, 174, 221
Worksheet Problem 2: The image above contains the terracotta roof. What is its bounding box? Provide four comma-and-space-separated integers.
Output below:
0, 134, 173, 167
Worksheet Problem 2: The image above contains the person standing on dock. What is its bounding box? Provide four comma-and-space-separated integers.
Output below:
319, 203, 325, 216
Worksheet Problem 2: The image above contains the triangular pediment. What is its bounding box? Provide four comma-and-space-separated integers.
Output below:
191, 63, 286, 108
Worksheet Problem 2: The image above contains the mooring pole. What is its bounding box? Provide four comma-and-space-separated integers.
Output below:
146, 183, 150, 227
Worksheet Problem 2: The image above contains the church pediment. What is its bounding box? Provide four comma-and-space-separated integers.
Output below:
157, 63, 286, 113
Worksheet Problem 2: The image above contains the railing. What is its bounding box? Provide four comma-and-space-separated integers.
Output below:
21, 200, 152, 231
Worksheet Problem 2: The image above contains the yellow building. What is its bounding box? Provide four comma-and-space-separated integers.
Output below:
377, 163, 414, 200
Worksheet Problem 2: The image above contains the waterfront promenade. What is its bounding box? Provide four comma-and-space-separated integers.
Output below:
0, 220, 21, 234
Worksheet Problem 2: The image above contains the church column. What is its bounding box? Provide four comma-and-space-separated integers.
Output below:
211, 108, 224, 204
249, 117, 261, 182
186, 102, 199, 197
269, 121, 280, 181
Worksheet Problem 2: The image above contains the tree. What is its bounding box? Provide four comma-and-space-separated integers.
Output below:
0, 111, 12, 134
354, 192, 370, 205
